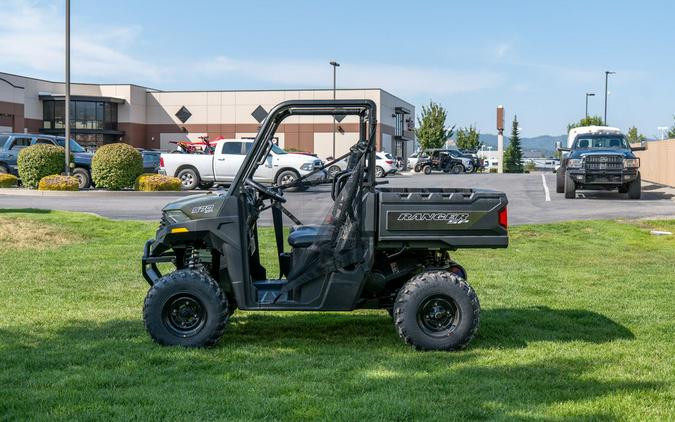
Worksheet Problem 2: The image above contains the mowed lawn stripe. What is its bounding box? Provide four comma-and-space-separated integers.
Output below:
0, 210, 673, 420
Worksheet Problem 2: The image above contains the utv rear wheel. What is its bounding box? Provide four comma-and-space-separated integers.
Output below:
627, 173, 641, 199
564, 174, 576, 199
143, 269, 229, 347
423, 165, 432, 175
451, 164, 464, 174
414, 164, 422, 173
393, 271, 480, 351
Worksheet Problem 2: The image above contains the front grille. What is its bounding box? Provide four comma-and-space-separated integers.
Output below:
584, 155, 623, 171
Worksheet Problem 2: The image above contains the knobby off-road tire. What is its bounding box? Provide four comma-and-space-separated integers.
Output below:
143, 269, 229, 347
556, 170, 564, 193
451, 164, 464, 174
627, 173, 641, 199
393, 271, 480, 351
564, 173, 576, 199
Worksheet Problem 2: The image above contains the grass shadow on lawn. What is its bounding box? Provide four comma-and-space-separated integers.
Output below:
0, 315, 653, 420
0, 208, 52, 214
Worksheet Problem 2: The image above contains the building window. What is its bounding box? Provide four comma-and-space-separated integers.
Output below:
394, 113, 405, 138
42, 100, 118, 133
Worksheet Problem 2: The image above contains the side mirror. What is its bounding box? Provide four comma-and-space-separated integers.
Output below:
631, 145, 646, 152
557, 147, 571, 152
555, 141, 562, 150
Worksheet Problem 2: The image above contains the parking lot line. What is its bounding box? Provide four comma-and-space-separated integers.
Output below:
541, 173, 551, 202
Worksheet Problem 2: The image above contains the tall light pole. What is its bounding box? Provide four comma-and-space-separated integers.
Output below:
604, 71, 615, 126
329, 61, 340, 158
64, 0, 71, 175
585, 92, 595, 119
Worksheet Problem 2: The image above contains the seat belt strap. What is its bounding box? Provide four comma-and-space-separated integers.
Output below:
271, 204, 285, 279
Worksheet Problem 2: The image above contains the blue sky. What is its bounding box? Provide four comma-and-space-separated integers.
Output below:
1, 0, 674, 137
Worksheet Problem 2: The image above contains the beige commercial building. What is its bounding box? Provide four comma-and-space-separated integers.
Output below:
0, 71, 415, 159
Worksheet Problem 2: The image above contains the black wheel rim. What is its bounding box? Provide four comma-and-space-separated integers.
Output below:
162, 294, 207, 337
416, 295, 460, 337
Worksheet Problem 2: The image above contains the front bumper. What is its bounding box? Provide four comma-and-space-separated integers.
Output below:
141, 239, 175, 285
567, 168, 638, 185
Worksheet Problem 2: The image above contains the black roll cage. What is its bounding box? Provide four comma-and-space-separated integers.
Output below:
224, 99, 378, 212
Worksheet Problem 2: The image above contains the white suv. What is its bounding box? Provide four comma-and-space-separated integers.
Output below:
325, 151, 398, 179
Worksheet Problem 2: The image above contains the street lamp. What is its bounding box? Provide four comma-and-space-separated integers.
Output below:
604, 71, 615, 125
329, 61, 340, 158
64, 0, 71, 175
585, 93, 595, 119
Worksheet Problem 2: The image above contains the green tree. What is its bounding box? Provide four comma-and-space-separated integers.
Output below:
626, 126, 645, 144
504, 115, 524, 173
567, 115, 604, 132
415, 101, 454, 150
455, 125, 482, 151
668, 115, 675, 139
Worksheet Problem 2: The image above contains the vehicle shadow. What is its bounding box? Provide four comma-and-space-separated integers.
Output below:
576, 190, 673, 201
0, 207, 52, 214
0, 312, 650, 420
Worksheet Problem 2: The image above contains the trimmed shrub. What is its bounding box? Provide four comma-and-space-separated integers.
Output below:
38, 175, 79, 191
91, 143, 143, 190
17, 144, 65, 189
0, 174, 18, 188
135, 173, 181, 191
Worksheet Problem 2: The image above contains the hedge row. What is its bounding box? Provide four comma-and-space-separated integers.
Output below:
135, 174, 181, 191
17, 144, 65, 189
38, 175, 79, 191
0, 174, 18, 188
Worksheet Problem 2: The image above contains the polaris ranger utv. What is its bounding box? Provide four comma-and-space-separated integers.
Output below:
141, 100, 509, 351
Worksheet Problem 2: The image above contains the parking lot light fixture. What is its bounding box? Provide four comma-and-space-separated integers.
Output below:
604, 71, 615, 125
585, 93, 595, 119
64, 0, 71, 175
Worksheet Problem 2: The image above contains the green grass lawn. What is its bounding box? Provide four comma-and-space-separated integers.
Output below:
0, 209, 674, 421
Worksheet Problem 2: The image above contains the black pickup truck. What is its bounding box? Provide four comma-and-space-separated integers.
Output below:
557, 131, 645, 199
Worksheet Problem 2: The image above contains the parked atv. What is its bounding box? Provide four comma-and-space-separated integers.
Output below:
141, 100, 509, 351
414, 150, 465, 174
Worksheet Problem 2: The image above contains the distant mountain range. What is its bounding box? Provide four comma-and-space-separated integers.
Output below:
478, 133, 566, 157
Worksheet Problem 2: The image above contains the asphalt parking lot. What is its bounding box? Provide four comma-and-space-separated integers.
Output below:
1, 172, 674, 225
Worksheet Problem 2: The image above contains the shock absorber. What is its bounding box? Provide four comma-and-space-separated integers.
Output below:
186, 248, 201, 269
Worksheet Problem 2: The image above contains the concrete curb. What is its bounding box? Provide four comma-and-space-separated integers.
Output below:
0, 188, 213, 197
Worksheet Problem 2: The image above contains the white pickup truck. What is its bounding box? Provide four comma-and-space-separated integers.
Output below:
160, 139, 326, 190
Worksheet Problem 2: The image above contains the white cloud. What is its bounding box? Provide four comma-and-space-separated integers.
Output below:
0, 0, 161, 82
200, 56, 504, 96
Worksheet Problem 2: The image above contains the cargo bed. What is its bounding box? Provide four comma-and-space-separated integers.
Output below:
375, 187, 508, 249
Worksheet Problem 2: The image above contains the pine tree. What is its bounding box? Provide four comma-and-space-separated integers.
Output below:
415, 101, 454, 150
504, 115, 523, 173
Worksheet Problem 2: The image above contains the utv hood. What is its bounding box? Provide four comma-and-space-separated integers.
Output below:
163, 192, 227, 220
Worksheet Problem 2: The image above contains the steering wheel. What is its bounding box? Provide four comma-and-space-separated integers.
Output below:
245, 179, 286, 203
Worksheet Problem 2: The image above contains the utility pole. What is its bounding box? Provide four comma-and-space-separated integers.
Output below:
585, 92, 595, 119
64, 0, 71, 175
329, 61, 340, 158
497, 105, 504, 173
604, 71, 615, 126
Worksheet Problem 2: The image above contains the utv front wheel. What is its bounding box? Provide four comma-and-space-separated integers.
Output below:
423, 165, 432, 175
393, 271, 480, 351
143, 269, 229, 347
